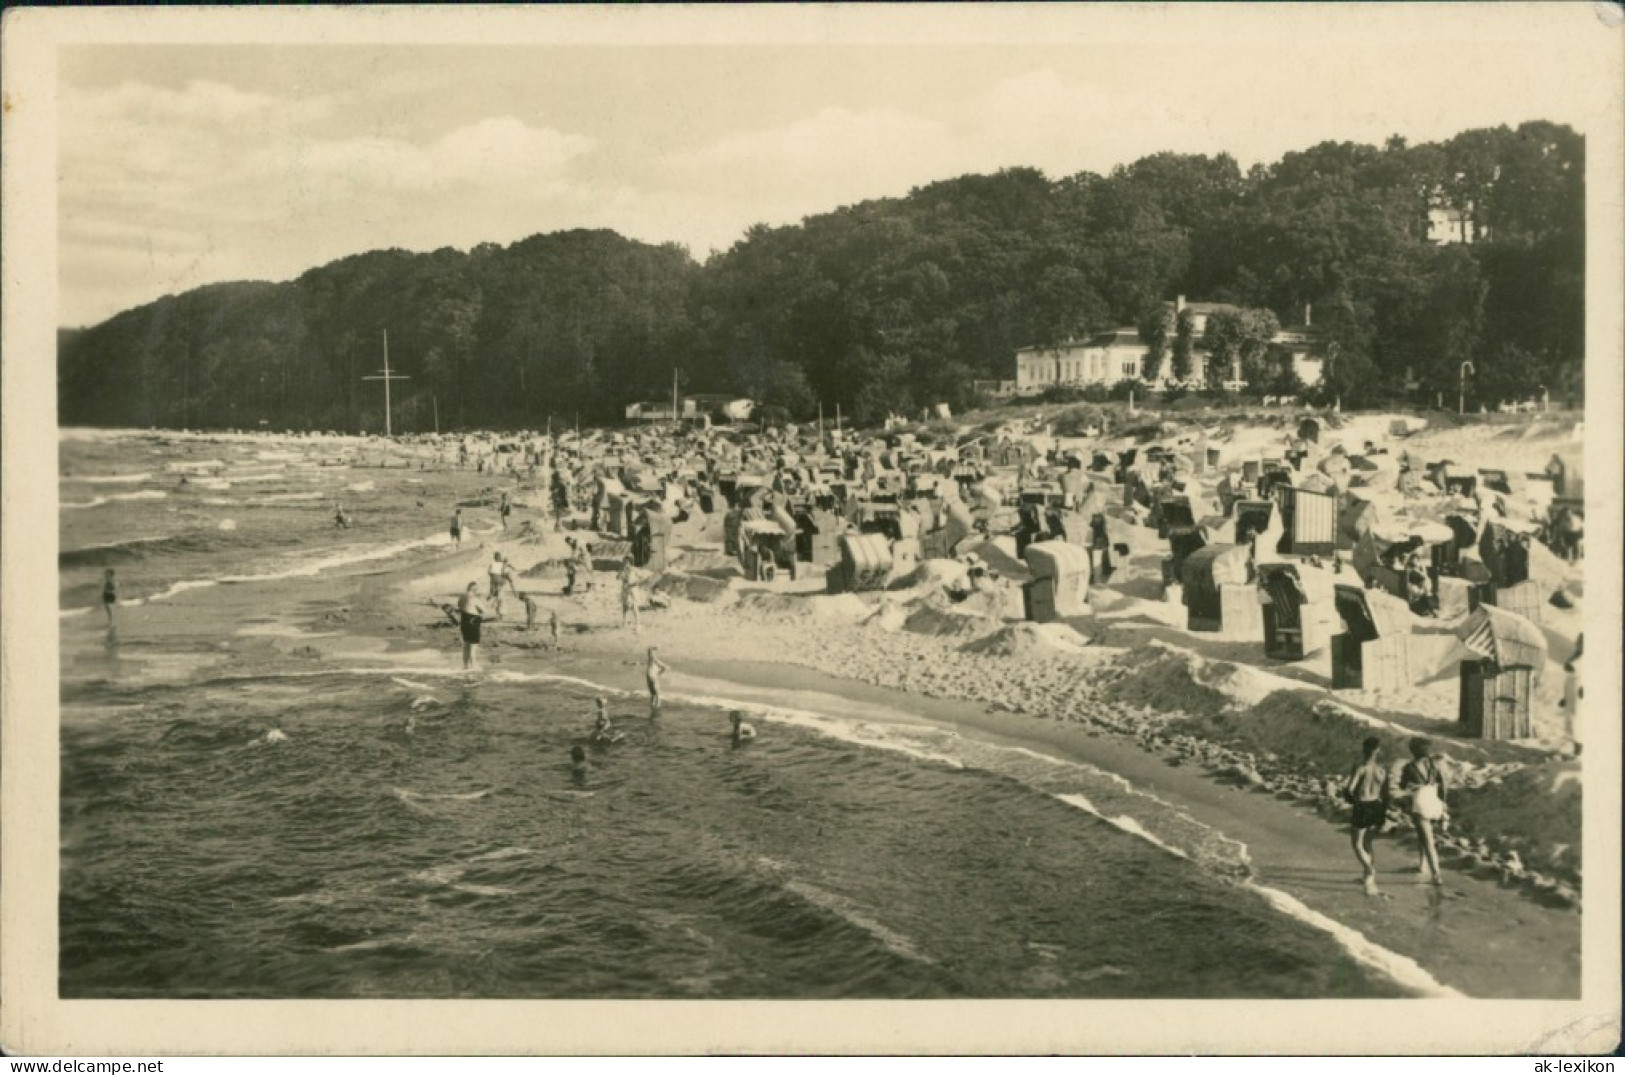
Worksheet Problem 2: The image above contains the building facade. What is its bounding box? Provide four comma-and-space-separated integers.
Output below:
1011, 296, 1326, 394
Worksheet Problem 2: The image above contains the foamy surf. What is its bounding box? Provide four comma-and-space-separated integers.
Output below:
393, 787, 491, 802
62, 472, 155, 484
63, 489, 169, 510
1054, 791, 1458, 998
779, 876, 936, 965
1245, 884, 1462, 998
62, 535, 171, 556
60, 531, 457, 618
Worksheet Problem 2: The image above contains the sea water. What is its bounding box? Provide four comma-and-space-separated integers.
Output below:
58, 432, 1411, 999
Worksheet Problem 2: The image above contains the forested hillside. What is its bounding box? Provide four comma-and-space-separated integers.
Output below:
59, 121, 1583, 431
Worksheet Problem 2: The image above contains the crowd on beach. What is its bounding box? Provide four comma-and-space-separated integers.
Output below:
87, 403, 1586, 903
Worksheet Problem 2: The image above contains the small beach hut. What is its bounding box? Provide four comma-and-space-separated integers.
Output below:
740, 519, 798, 581
1021, 540, 1091, 622
1159, 498, 1208, 587
1477, 520, 1531, 587
795, 507, 844, 566
1258, 562, 1335, 660
827, 532, 893, 594
1276, 486, 1338, 556
636, 507, 674, 572
1331, 585, 1413, 691
1180, 544, 1256, 635
1151, 493, 1193, 540
1456, 605, 1547, 740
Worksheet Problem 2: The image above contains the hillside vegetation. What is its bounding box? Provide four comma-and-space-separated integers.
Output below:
60, 122, 1583, 431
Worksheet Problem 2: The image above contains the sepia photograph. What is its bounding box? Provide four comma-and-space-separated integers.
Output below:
3, 1, 1621, 1057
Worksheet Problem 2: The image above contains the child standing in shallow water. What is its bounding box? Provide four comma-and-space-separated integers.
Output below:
645, 646, 669, 717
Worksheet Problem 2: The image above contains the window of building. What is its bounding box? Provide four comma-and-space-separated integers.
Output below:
1122, 360, 1138, 378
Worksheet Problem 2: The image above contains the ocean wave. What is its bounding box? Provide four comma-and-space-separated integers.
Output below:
1245, 883, 1461, 998
62, 489, 169, 510
60, 532, 231, 567
392, 787, 491, 802
60, 530, 457, 617
777, 874, 935, 965
60, 535, 172, 559
62, 472, 155, 484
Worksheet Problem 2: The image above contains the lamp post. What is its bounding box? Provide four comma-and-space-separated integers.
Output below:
1458, 360, 1474, 417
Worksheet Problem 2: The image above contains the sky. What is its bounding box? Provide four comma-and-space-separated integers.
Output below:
55, 6, 1612, 327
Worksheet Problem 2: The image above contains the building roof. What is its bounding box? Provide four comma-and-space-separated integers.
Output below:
1167, 300, 1242, 317
1014, 329, 1142, 356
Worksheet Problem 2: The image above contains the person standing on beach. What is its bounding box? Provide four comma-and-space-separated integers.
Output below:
1344, 736, 1389, 895
1394, 738, 1448, 885
101, 568, 118, 626
521, 591, 539, 631
450, 508, 464, 549
621, 577, 641, 634
488, 551, 510, 601
548, 609, 562, 650
499, 491, 512, 531
645, 646, 669, 717
457, 582, 486, 671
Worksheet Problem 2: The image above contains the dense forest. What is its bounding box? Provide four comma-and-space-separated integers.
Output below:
58, 121, 1583, 431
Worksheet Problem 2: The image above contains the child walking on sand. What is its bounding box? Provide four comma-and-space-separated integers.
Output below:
1395, 738, 1449, 886
620, 569, 641, 634
1344, 737, 1389, 895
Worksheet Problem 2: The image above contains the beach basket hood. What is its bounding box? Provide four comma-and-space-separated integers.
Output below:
1456, 605, 1547, 670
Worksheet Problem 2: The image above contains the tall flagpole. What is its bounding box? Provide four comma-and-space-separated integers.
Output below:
362, 329, 409, 436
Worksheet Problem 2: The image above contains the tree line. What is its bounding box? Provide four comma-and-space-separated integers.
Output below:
58, 120, 1583, 431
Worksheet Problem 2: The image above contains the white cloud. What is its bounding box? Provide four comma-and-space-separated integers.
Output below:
288, 117, 594, 193
58, 78, 601, 323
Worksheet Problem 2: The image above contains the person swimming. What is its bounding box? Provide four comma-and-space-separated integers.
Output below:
590, 698, 621, 743
570, 744, 590, 777
101, 567, 118, 625
730, 710, 757, 744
